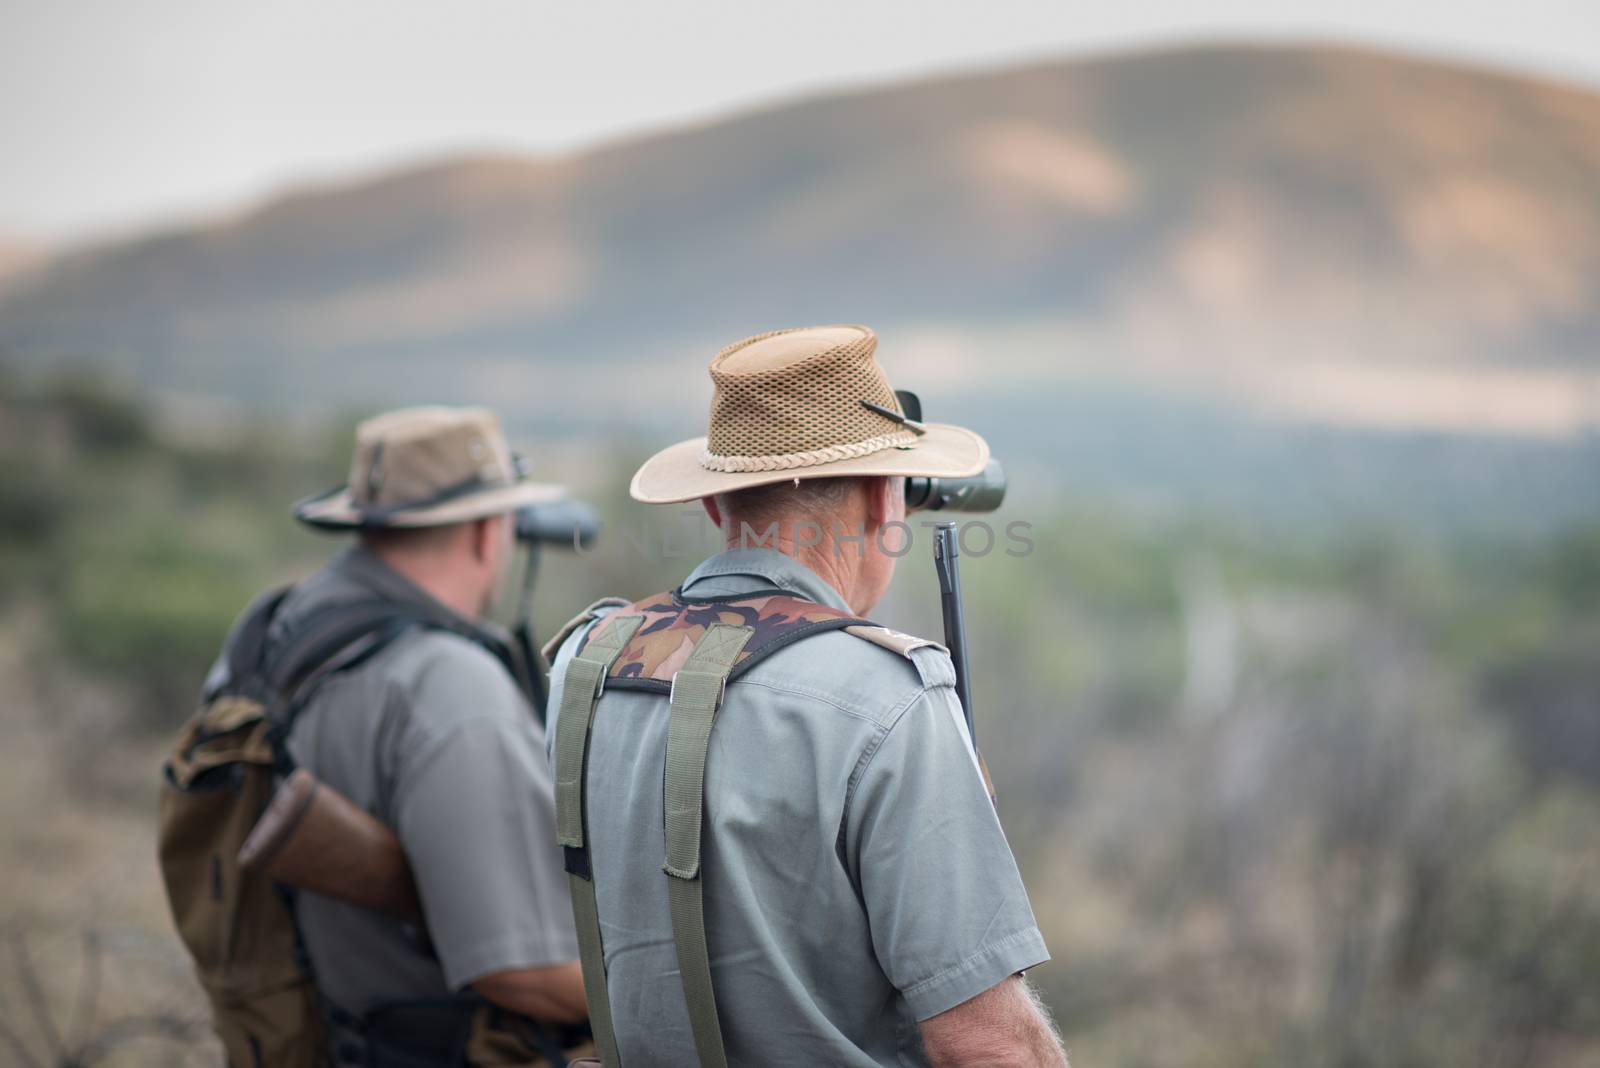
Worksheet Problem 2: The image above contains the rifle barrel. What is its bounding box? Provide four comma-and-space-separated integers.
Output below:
933, 522, 975, 744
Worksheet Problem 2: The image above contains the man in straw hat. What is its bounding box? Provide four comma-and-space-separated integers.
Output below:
546, 327, 1065, 1066
215, 407, 591, 1063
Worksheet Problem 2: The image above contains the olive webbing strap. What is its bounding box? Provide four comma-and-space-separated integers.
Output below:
663, 623, 755, 1068
552, 613, 644, 1068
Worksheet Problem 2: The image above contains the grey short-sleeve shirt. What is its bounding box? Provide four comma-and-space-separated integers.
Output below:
547, 548, 1048, 1066
216, 547, 579, 1013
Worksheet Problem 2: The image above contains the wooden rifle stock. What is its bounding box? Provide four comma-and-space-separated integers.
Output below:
238, 768, 423, 923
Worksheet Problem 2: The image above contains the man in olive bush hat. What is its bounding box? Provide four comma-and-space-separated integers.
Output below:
546, 327, 1066, 1066
211, 406, 589, 1064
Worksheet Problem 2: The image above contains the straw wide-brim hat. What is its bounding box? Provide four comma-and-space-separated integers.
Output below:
630, 324, 989, 504
295, 406, 566, 530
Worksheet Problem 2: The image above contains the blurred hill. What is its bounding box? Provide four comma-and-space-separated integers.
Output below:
4, 42, 1600, 530
0, 236, 47, 288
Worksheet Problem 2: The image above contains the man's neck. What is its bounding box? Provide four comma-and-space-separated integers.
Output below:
721, 532, 863, 614
368, 548, 484, 621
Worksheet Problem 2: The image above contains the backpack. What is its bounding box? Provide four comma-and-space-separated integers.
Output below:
160, 585, 590, 1068
158, 586, 434, 1068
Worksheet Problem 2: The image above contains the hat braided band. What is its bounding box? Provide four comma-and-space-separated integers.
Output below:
698, 428, 918, 473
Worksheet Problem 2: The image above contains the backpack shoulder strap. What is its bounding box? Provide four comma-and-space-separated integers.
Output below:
267, 598, 420, 704
660, 623, 755, 1068
208, 585, 295, 702
553, 611, 646, 1068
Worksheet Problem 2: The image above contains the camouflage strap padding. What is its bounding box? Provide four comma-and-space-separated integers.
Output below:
582, 589, 865, 685
553, 613, 643, 1068
663, 624, 755, 1068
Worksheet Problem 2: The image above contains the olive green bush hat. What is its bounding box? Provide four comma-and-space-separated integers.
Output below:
630, 325, 989, 504
295, 406, 565, 530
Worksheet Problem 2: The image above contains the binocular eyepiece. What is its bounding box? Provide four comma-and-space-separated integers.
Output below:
890, 390, 1006, 513
905, 458, 1007, 513
514, 496, 602, 549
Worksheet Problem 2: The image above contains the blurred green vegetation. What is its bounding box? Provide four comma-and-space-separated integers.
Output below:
0, 373, 345, 712
0, 374, 1596, 1066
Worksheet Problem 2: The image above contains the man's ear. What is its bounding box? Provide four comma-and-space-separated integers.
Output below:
469, 517, 496, 564
702, 496, 723, 529
865, 476, 897, 531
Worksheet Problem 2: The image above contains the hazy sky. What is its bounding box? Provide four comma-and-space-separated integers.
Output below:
3, 0, 1598, 243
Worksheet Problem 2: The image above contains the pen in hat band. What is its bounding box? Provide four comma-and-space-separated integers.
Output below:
861, 400, 926, 435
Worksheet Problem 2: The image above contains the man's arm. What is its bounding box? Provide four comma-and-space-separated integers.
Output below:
393, 640, 583, 1011
919, 975, 1068, 1068
474, 962, 588, 1023
847, 662, 1051, 1023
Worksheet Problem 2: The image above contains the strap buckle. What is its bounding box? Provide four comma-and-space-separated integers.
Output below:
588, 656, 612, 699
669, 670, 727, 710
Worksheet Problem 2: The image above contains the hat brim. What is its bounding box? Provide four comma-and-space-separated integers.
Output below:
629, 423, 989, 505
295, 480, 569, 531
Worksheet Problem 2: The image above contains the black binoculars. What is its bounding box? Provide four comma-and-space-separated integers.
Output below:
514, 496, 602, 549
905, 457, 1006, 513
894, 391, 1007, 513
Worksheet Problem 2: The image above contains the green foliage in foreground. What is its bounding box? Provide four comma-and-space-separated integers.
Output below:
1, 375, 1596, 1066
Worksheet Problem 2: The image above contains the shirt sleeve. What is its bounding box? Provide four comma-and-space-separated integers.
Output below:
847, 669, 1050, 1020
390, 639, 580, 990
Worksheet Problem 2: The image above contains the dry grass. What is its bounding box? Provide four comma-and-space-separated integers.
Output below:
0, 614, 220, 1067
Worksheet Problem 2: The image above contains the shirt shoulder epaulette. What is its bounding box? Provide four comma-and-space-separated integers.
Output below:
842, 625, 955, 690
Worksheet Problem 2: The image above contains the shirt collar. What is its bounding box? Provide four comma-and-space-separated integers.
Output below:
679, 548, 852, 613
